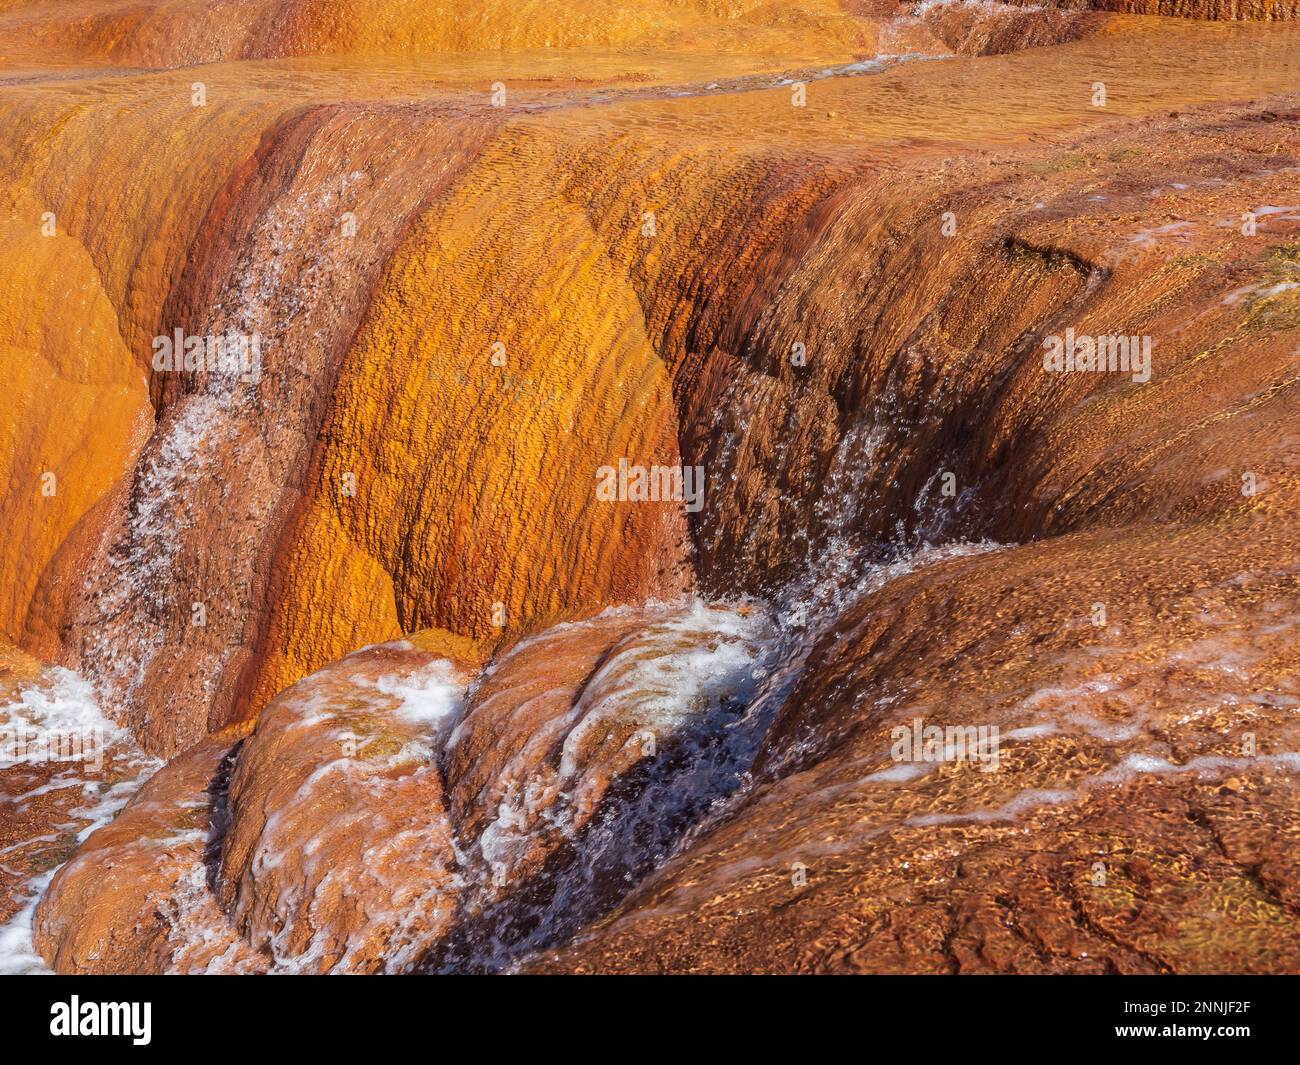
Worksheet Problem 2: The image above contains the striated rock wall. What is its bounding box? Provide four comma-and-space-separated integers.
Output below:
5, 84, 698, 754
31, 83, 1300, 971
1003, 0, 1299, 19
3, 11, 1298, 756
0, 205, 150, 645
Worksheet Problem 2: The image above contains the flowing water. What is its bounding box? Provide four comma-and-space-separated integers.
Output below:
0, 529, 999, 973
0, 668, 160, 974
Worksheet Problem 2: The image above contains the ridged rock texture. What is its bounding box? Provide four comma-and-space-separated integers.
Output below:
3, 1, 1300, 973
1002, 0, 1299, 18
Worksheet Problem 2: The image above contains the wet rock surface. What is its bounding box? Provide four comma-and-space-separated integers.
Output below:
31, 606, 771, 972
535, 530, 1300, 973
216, 640, 470, 973
32, 732, 258, 975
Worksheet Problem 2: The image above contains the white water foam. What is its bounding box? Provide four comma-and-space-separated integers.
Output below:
0, 669, 159, 974
374, 658, 466, 748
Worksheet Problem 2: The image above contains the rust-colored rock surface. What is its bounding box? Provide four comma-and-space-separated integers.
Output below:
3, 2, 1300, 977
217, 638, 470, 973
919, 1, 1108, 55
536, 530, 1300, 973
1004, 0, 1298, 18
31, 731, 261, 974
30, 606, 769, 972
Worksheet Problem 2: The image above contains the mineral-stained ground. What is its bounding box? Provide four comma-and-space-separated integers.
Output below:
1, 0, 1299, 974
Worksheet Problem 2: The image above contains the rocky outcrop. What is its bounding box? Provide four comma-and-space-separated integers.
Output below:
3, 5, 1297, 757
217, 637, 471, 973
33, 605, 769, 972
1003, 0, 1298, 18
918, 1, 1108, 54
432, 602, 771, 969
33, 636, 476, 974
32, 731, 262, 975
538, 518, 1300, 971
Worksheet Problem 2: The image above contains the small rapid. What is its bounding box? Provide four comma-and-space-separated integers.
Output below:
431, 534, 1003, 971
2, 534, 1005, 976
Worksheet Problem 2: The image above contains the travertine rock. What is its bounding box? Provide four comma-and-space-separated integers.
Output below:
6, 2, 1300, 976
32, 731, 264, 975
533, 526, 1300, 972
919, 1, 1107, 54
216, 639, 468, 972
0, 0, 877, 67
443, 603, 770, 903
1005, 0, 1298, 18
35, 607, 770, 973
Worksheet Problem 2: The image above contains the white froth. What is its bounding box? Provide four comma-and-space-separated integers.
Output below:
375, 659, 466, 744
0, 670, 159, 974
558, 601, 769, 780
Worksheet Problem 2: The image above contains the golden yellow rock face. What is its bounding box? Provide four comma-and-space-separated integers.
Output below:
0, 203, 149, 643
256, 128, 693, 708
4, 1, 1300, 977
0, 0, 877, 67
